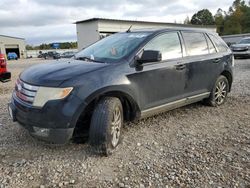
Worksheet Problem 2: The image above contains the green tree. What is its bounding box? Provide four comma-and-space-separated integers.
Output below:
215, 8, 226, 35
214, 0, 250, 35
26, 42, 78, 50
191, 9, 215, 25
39, 43, 51, 50
223, 17, 242, 34
25, 45, 34, 50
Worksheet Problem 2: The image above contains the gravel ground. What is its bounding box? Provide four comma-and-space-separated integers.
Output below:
0, 58, 249, 188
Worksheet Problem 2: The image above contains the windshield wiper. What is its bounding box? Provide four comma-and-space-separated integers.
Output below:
75, 56, 105, 63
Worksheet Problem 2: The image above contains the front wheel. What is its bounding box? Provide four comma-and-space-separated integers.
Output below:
206, 75, 229, 107
89, 97, 123, 156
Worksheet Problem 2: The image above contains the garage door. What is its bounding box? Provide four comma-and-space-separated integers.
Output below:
5, 44, 20, 58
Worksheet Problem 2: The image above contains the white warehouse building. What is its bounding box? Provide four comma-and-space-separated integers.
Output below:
0, 35, 26, 59
75, 18, 216, 50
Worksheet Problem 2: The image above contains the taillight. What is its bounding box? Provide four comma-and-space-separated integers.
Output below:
0, 59, 6, 68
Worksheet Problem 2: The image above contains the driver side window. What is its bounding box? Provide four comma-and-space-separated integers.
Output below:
144, 32, 183, 61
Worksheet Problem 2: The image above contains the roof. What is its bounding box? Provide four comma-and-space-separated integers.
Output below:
0, 34, 25, 40
74, 18, 216, 29
130, 27, 215, 34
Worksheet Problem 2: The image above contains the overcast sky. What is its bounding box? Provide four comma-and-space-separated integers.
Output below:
0, 0, 234, 45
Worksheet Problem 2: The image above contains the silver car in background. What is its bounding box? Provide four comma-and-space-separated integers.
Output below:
231, 37, 250, 58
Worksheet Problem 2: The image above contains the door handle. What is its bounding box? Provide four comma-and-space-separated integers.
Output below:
213, 58, 221, 63
175, 64, 186, 70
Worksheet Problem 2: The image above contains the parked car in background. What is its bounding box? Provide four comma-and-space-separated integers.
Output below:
230, 37, 250, 58
7, 52, 18, 60
37, 52, 45, 58
0, 54, 11, 82
40, 51, 60, 59
9, 28, 233, 156
60, 51, 76, 58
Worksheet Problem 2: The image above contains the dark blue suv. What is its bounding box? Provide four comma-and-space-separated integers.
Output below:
8, 28, 233, 155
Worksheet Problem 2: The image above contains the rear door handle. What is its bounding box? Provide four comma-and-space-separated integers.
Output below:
213, 58, 221, 63
175, 64, 186, 70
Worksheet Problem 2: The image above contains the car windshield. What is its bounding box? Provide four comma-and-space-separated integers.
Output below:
239, 38, 250, 44
75, 32, 151, 63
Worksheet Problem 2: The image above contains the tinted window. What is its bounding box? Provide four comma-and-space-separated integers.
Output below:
144, 32, 182, 60
206, 35, 217, 53
208, 34, 228, 52
182, 32, 209, 56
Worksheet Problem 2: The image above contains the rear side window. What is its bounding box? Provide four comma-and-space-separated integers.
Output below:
182, 32, 209, 56
205, 35, 217, 53
208, 34, 228, 52
144, 32, 182, 61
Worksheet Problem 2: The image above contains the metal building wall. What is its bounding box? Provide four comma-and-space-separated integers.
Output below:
0, 35, 26, 58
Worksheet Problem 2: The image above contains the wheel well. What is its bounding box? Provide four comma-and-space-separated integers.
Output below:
97, 91, 140, 121
73, 91, 140, 140
221, 71, 233, 91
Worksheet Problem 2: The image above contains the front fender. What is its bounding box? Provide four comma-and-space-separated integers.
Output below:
84, 85, 137, 104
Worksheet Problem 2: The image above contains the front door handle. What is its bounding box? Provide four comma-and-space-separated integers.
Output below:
175, 64, 186, 70
213, 58, 221, 63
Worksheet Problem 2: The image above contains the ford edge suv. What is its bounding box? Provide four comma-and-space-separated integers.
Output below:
8, 28, 233, 156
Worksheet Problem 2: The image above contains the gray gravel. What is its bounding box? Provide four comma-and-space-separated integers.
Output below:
0, 58, 250, 187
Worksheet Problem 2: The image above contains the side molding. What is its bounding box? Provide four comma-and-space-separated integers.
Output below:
140, 92, 210, 118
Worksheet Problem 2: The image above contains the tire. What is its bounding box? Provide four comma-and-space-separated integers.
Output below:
206, 75, 229, 107
89, 97, 123, 156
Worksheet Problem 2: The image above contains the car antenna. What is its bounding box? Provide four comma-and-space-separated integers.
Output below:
126, 25, 133, 33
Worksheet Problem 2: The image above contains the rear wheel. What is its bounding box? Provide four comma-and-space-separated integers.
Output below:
89, 97, 123, 156
206, 75, 229, 106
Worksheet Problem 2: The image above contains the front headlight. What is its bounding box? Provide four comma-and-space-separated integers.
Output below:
33, 87, 73, 107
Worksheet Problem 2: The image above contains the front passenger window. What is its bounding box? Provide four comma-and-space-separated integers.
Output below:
144, 32, 182, 61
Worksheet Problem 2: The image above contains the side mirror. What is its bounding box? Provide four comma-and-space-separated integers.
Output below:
137, 50, 162, 64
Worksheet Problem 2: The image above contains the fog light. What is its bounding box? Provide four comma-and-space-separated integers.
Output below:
33, 127, 50, 137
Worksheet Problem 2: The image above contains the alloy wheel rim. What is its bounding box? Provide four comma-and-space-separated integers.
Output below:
215, 80, 227, 105
111, 107, 122, 147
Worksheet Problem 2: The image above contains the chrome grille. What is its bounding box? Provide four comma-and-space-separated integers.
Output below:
15, 79, 39, 104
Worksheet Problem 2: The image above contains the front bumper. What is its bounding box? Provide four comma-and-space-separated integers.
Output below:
0, 72, 11, 82
8, 93, 86, 144
232, 51, 250, 57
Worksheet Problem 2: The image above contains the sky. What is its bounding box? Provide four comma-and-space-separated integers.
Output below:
0, 0, 235, 45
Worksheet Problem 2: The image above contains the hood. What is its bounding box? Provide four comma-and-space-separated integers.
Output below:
20, 59, 109, 87
231, 43, 250, 48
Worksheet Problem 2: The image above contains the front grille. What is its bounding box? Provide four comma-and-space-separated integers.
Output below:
15, 79, 39, 104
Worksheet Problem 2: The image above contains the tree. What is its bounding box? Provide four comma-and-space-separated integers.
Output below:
25, 45, 34, 50
213, 0, 250, 35
215, 9, 225, 35
183, 16, 190, 24
25, 42, 78, 50
191, 9, 215, 25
